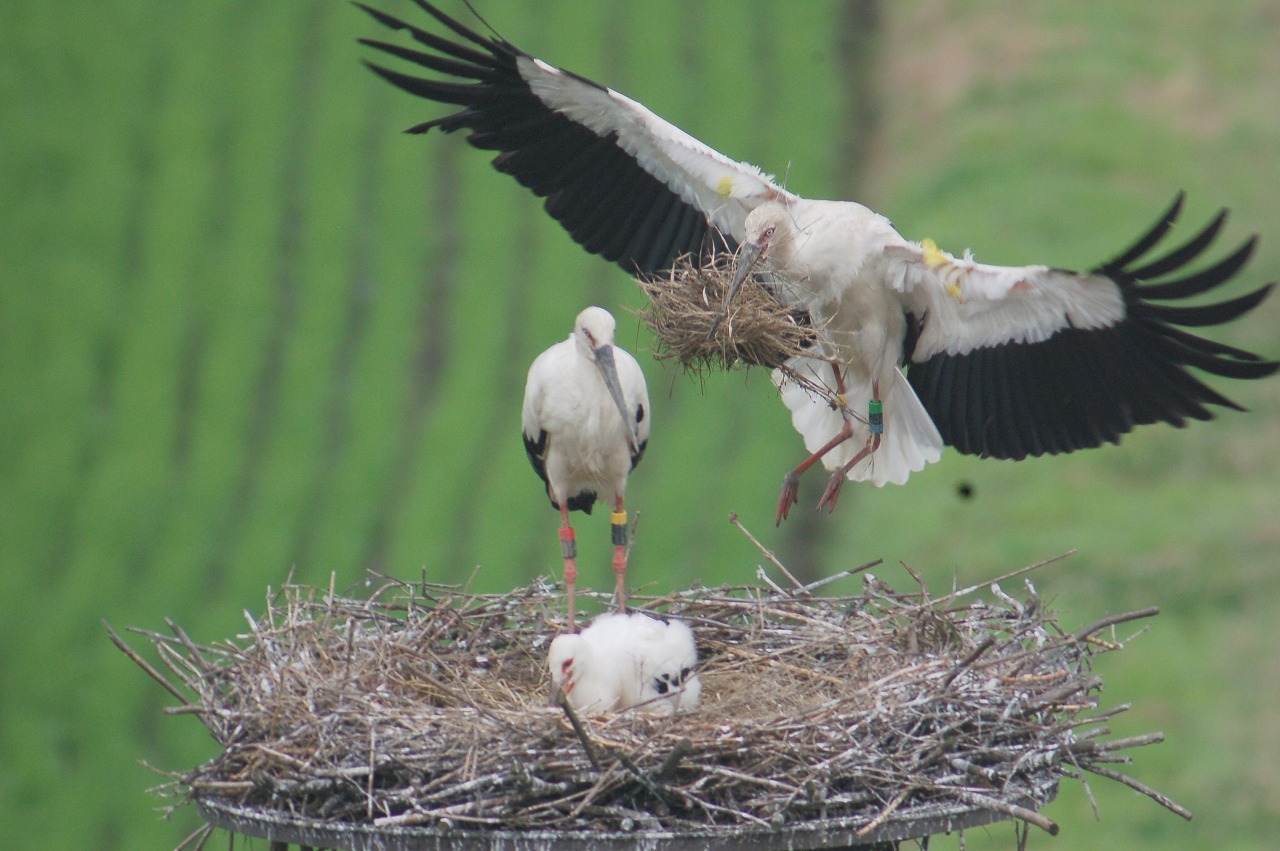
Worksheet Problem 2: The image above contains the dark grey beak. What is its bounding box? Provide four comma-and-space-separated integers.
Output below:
707, 239, 766, 340
595, 344, 640, 455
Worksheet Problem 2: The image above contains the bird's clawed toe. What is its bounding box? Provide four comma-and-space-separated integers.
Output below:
817, 470, 846, 513
776, 471, 802, 525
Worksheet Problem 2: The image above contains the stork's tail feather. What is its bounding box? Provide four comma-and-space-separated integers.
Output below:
774, 360, 943, 487
877, 367, 945, 484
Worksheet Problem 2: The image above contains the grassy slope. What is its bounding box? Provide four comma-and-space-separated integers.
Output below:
0, 0, 1276, 848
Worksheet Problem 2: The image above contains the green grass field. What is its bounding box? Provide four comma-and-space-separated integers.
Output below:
2, 1, 1278, 847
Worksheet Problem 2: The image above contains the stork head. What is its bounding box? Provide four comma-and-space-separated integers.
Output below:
573, 305, 618, 355
573, 307, 640, 454
547, 633, 590, 703
708, 202, 794, 339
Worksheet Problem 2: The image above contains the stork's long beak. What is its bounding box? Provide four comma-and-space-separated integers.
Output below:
707, 239, 766, 340
595, 345, 640, 455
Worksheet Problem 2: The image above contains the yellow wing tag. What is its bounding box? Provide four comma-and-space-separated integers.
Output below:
920, 237, 948, 269
922, 238, 964, 301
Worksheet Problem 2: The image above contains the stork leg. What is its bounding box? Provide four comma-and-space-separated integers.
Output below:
610, 497, 629, 613
777, 363, 857, 525
557, 502, 579, 632
817, 380, 882, 513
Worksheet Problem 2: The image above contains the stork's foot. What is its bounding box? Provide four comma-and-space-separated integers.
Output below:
776, 470, 802, 525
817, 470, 847, 514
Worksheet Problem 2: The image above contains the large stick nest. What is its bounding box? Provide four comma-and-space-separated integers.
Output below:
115, 556, 1186, 846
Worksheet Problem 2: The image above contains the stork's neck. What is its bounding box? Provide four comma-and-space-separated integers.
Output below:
773, 200, 899, 304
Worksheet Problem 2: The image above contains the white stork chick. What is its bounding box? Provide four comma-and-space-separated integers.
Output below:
548, 612, 701, 716
362, 4, 1278, 523
522, 307, 649, 631
626, 615, 702, 716
547, 631, 622, 716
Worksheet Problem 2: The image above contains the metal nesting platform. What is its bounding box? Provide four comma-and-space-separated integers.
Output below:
197, 773, 1057, 850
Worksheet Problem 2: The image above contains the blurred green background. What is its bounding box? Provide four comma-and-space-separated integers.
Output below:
3, 0, 1277, 847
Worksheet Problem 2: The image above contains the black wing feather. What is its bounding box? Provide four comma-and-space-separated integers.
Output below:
522, 429, 597, 514
907, 196, 1278, 459
358, 2, 728, 276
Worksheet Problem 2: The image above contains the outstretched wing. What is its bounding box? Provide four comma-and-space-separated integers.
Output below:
358, 1, 793, 276
892, 194, 1277, 459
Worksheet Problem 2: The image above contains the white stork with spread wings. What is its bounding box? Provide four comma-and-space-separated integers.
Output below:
359, 2, 1277, 523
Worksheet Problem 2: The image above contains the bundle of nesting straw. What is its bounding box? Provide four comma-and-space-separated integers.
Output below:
112, 549, 1188, 846
635, 254, 820, 373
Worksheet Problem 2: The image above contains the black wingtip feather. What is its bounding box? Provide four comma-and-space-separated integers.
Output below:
909, 194, 1276, 460
359, 1, 727, 277
1100, 191, 1185, 270
1125, 207, 1226, 280
408, 0, 497, 52
360, 38, 491, 81
1136, 236, 1257, 301
1139, 284, 1274, 328
361, 61, 481, 108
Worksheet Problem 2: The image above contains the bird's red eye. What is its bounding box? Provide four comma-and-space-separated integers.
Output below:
560, 659, 573, 674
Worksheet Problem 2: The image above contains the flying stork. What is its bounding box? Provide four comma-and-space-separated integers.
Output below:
359, 2, 1278, 523
523, 307, 649, 632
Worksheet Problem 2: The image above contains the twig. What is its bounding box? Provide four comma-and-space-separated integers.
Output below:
941, 636, 996, 689
655, 739, 693, 782
1080, 732, 1165, 754
898, 561, 930, 603
1023, 676, 1103, 714
729, 513, 806, 592
855, 787, 912, 838
173, 822, 213, 851
1084, 765, 1193, 820
556, 694, 603, 772
932, 551, 1077, 606
103, 621, 190, 704
799, 558, 883, 593
1070, 607, 1160, 642
755, 566, 789, 596
951, 788, 1059, 835
163, 617, 213, 675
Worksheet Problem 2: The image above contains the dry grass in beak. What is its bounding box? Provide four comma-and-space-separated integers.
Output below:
635, 254, 822, 374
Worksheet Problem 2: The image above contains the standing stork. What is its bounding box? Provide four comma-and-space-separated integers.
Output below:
359, 3, 1278, 522
523, 307, 649, 631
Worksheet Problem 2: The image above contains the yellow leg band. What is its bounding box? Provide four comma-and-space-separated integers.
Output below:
611, 511, 627, 525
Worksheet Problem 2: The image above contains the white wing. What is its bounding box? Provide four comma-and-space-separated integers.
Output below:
520, 57, 788, 241
886, 240, 1126, 361
892, 196, 1276, 460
